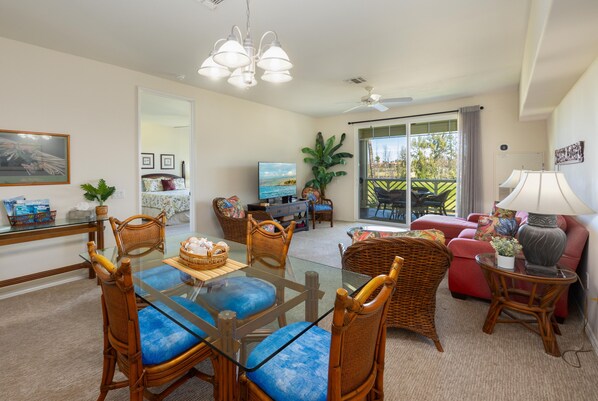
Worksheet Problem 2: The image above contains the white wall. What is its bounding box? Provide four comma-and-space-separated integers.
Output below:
315, 88, 547, 222
0, 37, 315, 296
141, 122, 189, 177
547, 56, 598, 343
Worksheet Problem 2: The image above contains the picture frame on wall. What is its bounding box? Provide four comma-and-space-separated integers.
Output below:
0, 129, 70, 186
141, 153, 154, 169
160, 154, 175, 170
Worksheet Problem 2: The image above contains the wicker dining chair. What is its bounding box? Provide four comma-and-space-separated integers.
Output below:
342, 236, 453, 352
87, 241, 218, 401
240, 256, 402, 401
109, 211, 166, 256
212, 197, 271, 244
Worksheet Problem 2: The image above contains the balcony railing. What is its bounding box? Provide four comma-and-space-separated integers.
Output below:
361, 178, 457, 221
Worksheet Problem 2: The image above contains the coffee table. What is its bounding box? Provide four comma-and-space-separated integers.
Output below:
346, 225, 408, 239
475, 253, 577, 357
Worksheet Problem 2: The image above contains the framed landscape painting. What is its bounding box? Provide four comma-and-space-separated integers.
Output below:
0, 129, 70, 186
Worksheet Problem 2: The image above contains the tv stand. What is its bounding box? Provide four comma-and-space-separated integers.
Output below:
247, 200, 309, 232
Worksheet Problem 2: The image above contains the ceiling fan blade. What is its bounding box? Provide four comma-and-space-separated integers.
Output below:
343, 104, 365, 113
381, 97, 413, 104
372, 103, 389, 112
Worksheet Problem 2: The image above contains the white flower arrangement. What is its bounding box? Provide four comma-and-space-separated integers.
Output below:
490, 236, 522, 257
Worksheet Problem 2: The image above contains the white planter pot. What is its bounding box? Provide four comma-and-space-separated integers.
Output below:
496, 254, 515, 270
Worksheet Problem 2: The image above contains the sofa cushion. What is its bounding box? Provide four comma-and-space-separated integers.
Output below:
352, 228, 445, 244
217, 195, 246, 218
458, 228, 477, 239
473, 216, 519, 241
411, 215, 477, 242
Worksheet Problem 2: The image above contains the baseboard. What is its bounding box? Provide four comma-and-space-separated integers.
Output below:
0, 270, 88, 300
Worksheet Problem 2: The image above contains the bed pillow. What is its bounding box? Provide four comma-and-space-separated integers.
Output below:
474, 216, 519, 242
173, 178, 186, 190
143, 178, 163, 192
161, 178, 176, 191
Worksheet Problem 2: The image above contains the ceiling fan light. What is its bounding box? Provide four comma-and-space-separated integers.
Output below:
197, 56, 231, 79
213, 37, 251, 69
228, 68, 257, 88
261, 70, 292, 83
257, 44, 292, 72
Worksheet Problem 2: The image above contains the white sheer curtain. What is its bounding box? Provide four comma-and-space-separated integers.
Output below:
457, 106, 483, 217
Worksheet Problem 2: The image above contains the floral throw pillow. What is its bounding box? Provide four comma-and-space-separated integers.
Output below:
352, 228, 445, 244
474, 216, 519, 242
491, 201, 516, 219
143, 178, 163, 192
217, 196, 246, 219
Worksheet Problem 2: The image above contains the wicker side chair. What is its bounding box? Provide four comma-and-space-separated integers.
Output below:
109, 211, 166, 256
87, 242, 218, 401
342, 236, 453, 352
301, 186, 333, 229
212, 197, 271, 244
240, 256, 403, 401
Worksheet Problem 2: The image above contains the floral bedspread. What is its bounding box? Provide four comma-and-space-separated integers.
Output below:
141, 189, 190, 219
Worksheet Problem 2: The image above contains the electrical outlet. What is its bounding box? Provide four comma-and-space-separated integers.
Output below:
113, 190, 124, 200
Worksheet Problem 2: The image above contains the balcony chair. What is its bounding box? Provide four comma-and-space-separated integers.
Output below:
301, 186, 333, 229
342, 236, 452, 351
373, 186, 392, 217
240, 256, 403, 401
87, 241, 218, 401
423, 189, 452, 215
212, 196, 271, 244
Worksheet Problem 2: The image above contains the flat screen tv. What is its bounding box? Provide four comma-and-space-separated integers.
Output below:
258, 162, 297, 201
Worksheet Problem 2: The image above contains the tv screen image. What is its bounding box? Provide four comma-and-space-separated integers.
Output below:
258, 162, 297, 200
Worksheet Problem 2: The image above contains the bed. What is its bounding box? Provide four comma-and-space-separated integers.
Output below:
141, 173, 190, 225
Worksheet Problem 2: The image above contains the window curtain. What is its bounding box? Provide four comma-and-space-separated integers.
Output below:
457, 106, 482, 217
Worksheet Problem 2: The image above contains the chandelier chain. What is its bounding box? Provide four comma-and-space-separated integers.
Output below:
246, 0, 251, 37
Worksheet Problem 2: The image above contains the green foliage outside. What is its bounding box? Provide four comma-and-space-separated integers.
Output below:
80, 179, 116, 206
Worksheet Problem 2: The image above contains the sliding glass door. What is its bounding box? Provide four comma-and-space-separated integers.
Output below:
358, 116, 458, 225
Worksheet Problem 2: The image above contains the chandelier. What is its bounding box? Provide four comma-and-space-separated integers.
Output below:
198, 0, 293, 88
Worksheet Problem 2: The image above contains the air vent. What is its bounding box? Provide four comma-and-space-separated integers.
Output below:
344, 77, 367, 85
197, 0, 225, 10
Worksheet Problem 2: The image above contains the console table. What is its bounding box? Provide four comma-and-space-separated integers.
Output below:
0, 217, 107, 288
247, 200, 309, 232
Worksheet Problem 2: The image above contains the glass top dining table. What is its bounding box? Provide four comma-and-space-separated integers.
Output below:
80, 231, 371, 400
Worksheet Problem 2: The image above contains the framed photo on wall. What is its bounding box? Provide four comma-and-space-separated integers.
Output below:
141, 153, 154, 169
0, 129, 70, 186
160, 154, 175, 170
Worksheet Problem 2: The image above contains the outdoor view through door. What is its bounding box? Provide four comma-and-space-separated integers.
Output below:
358, 118, 458, 225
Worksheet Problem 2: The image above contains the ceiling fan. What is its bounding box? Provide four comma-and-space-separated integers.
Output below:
343, 86, 412, 113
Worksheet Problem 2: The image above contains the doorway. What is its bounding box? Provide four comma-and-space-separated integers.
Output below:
138, 88, 194, 234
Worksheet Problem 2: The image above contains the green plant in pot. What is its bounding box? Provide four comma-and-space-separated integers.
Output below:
490, 236, 522, 270
301, 132, 353, 198
81, 179, 116, 217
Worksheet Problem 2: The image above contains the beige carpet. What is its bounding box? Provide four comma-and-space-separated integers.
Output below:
1, 221, 597, 401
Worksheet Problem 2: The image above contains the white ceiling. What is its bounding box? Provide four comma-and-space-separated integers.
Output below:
0, 0, 596, 119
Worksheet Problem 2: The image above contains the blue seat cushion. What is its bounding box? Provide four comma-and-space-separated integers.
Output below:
201, 276, 276, 320
133, 264, 191, 296
138, 296, 214, 365
247, 321, 331, 401
314, 204, 332, 212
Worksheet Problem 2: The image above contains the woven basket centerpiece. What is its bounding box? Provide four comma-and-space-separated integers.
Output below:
179, 237, 229, 270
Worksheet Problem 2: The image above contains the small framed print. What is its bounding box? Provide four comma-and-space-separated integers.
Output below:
141, 153, 154, 169
160, 154, 175, 170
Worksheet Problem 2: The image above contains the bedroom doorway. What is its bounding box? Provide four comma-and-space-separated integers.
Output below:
138, 88, 194, 234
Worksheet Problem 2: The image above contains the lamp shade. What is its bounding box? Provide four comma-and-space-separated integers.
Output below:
257, 44, 293, 72
228, 68, 257, 88
499, 169, 524, 188
213, 38, 251, 69
496, 171, 594, 216
197, 56, 231, 79
261, 70, 292, 83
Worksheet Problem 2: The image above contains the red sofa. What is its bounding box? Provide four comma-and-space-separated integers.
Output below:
411, 213, 589, 319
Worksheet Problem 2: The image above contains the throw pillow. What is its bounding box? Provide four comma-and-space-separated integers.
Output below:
161, 178, 176, 191
352, 228, 445, 244
491, 201, 517, 219
143, 178, 163, 192
217, 196, 246, 219
173, 178, 186, 190
474, 216, 519, 242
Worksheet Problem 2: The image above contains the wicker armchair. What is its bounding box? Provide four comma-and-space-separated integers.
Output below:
212, 197, 271, 244
109, 211, 166, 256
301, 186, 333, 229
342, 236, 453, 351
87, 242, 217, 401
240, 256, 402, 401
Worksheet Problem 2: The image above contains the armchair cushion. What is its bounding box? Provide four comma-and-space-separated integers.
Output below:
216, 195, 246, 219
246, 321, 330, 401
314, 204, 332, 212
139, 296, 214, 365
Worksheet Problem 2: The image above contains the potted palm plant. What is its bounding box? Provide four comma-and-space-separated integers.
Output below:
490, 236, 523, 269
80, 179, 116, 217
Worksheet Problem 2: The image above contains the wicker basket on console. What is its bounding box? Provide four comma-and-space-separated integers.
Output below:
179, 241, 228, 270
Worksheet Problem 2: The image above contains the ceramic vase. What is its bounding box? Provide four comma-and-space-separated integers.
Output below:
496, 254, 515, 270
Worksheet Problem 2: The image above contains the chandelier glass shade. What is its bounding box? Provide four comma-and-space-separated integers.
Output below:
198, 0, 292, 88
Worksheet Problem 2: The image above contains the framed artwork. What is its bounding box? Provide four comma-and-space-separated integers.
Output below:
141, 153, 154, 169
0, 129, 70, 186
555, 141, 584, 165
160, 154, 175, 170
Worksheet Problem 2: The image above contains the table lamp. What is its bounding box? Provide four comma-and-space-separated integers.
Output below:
496, 170, 594, 275
499, 169, 525, 189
